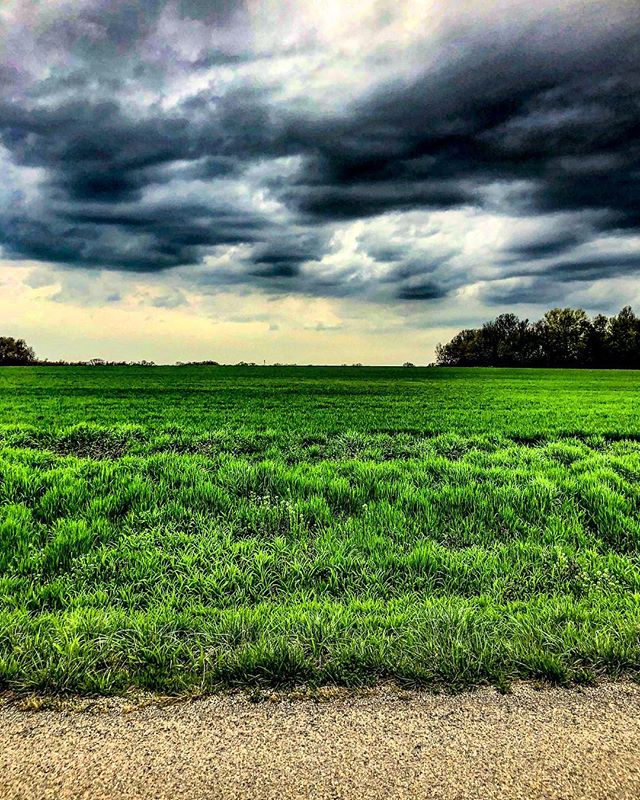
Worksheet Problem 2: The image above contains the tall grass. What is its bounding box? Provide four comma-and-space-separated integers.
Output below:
0, 366, 639, 692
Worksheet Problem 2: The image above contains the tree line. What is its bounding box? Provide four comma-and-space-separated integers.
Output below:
0, 338, 157, 367
436, 306, 640, 368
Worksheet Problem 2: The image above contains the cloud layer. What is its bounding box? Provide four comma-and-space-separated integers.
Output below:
1, 0, 639, 312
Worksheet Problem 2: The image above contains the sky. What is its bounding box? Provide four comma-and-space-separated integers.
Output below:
0, 0, 639, 364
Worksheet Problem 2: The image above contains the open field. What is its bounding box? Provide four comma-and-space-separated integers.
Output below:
1, 366, 640, 693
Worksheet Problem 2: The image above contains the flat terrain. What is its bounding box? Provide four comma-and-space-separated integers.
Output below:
2, 683, 640, 800
0, 366, 639, 692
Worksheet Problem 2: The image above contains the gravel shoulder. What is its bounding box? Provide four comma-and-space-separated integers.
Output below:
1, 682, 639, 800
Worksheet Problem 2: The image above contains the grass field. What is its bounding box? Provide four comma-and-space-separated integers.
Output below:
1, 366, 640, 694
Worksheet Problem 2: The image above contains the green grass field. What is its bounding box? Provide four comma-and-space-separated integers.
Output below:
1, 366, 640, 693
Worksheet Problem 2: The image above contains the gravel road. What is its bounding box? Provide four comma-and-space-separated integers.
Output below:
1, 682, 639, 800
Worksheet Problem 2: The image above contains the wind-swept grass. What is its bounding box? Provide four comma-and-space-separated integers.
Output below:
0, 366, 639, 693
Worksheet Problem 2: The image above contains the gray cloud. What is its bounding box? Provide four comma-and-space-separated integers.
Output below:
148, 289, 189, 308
396, 282, 449, 301
0, 0, 638, 308
538, 253, 640, 282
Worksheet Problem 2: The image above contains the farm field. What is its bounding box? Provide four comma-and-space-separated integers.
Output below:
0, 365, 640, 694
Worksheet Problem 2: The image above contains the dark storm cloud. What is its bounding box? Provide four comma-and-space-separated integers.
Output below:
0, 87, 275, 269
538, 253, 640, 282
367, 253, 456, 302
481, 278, 567, 306
396, 282, 449, 301
0, 0, 639, 303
0, 197, 269, 271
503, 235, 585, 261
248, 232, 331, 278
192, 253, 373, 300
0, 96, 201, 196
279, 34, 640, 232
361, 243, 406, 263
483, 252, 640, 307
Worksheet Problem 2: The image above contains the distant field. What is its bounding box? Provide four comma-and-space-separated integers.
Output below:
1, 366, 639, 693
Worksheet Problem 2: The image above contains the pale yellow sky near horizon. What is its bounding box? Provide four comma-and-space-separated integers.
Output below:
1, 261, 460, 364
4, 256, 639, 363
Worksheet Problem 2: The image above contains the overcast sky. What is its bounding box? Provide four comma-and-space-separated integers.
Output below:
1, 0, 639, 363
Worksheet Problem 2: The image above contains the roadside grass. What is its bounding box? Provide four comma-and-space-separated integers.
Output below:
0, 366, 639, 693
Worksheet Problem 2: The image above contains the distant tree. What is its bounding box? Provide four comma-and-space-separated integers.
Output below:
176, 360, 219, 366
535, 308, 591, 366
403, 362, 416, 368
479, 313, 539, 366
435, 329, 483, 366
585, 314, 609, 367
607, 306, 640, 368
435, 306, 640, 369
0, 337, 36, 365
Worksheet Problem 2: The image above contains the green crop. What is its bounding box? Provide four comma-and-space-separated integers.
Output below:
0, 366, 639, 693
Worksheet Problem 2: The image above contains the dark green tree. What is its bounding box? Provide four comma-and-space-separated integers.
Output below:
480, 313, 539, 366
435, 329, 483, 366
585, 314, 609, 366
607, 306, 640, 368
0, 337, 36, 365
435, 306, 639, 368
535, 308, 591, 366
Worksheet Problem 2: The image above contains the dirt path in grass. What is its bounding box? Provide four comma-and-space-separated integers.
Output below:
1, 682, 639, 800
